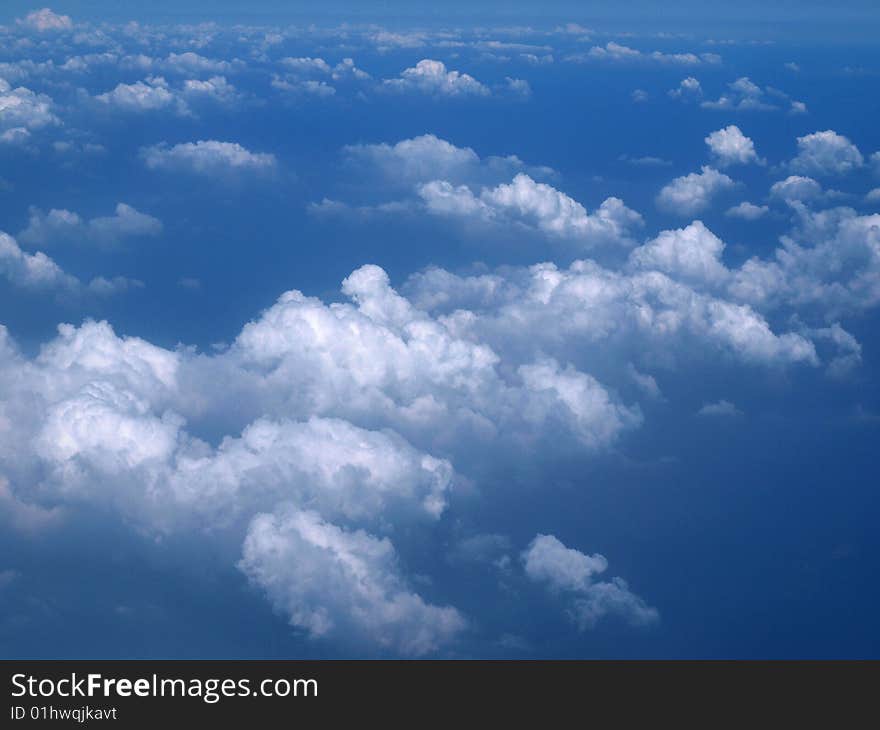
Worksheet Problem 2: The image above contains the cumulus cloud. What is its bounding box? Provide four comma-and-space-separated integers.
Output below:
383, 59, 489, 97
0, 232, 78, 291
629, 221, 728, 286
140, 140, 277, 175
700, 77, 805, 113
697, 399, 742, 416
340, 134, 553, 190
523, 534, 658, 629
239, 508, 466, 654
656, 166, 736, 215
419, 173, 643, 248
0, 231, 139, 296
788, 130, 864, 176
705, 125, 762, 166
573, 42, 719, 65
19, 203, 162, 248
769, 175, 824, 202
0, 261, 662, 651
668, 77, 702, 98
728, 206, 880, 313
0, 79, 59, 132
95, 77, 188, 115
407, 259, 818, 369
17, 8, 73, 32
726, 202, 769, 220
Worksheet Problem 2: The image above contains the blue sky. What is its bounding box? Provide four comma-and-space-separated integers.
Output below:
0, 3, 879, 658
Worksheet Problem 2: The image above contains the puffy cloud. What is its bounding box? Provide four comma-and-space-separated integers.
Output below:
0, 79, 59, 132
339, 134, 553, 191
95, 77, 188, 115
181, 76, 241, 105
279, 56, 369, 81
697, 399, 741, 416
343, 134, 481, 184
769, 175, 823, 202
726, 202, 769, 220
656, 166, 736, 215
140, 140, 276, 175
162, 52, 238, 75
705, 125, 762, 166
700, 77, 805, 113
503, 77, 532, 98
0, 127, 30, 145
576, 42, 719, 66
668, 76, 702, 98
523, 534, 658, 628
17, 8, 73, 32
409, 260, 818, 368
789, 130, 864, 176
518, 360, 643, 448
0, 232, 78, 291
280, 57, 332, 74
419, 173, 643, 248
240, 509, 466, 655
383, 59, 489, 97
629, 221, 728, 286
271, 56, 369, 97
729, 207, 880, 313
0, 231, 141, 296
19, 203, 162, 248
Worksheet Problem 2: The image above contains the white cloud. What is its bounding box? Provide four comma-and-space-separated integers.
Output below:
95, 77, 188, 115
523, 534, 658, 628
344, 134, 482, 184
419, 173, 643, 247
729, 207, 880, 313
697, 399, 741, 416
182, 76, 241, 105
19, 203, 162, 248
17, 8, 73, 32
280, 57, 332, 74
162, 52, 237, 75
769, 175, 823, 202
0, 232, 78, 291
0, 79, 59, 132
340, 134, 553, 190
726, 202, 769, 220
383, 59, 489, 97
576, 42, 719, 66
705, 125, 762, 166
789, 130, 864, 176
240, 508, 466, 654
700, 77, 804, 113
668, 76, 702, 98
656, 166, 736, 215
140, 140, 277, 175
409, 260, 818, 368
629, 221, 729, 286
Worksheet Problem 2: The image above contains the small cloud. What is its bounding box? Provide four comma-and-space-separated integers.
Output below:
17, 8, 73, 32
697, 399, 742, 417
177, 277, 202, 290
383, 59, 490, 97
726, 201, 769, 220
140, 140, 277, 175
